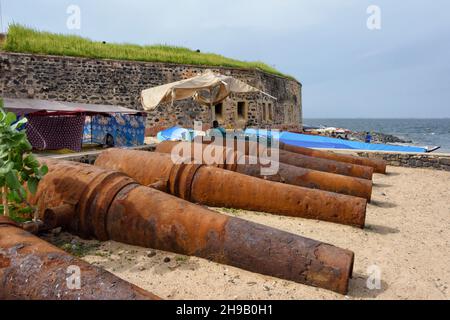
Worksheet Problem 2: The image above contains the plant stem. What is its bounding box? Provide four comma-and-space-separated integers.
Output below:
2, 187, 9, 217
33, 207, 38, 222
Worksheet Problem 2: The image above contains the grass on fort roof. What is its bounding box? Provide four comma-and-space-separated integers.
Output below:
1, 24, 294, 79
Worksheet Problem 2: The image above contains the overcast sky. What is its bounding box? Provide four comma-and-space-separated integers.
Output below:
1, 0, 449, 118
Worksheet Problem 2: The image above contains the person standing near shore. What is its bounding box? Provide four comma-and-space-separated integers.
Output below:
365, 132, 372, 144
211, 120, 226, 138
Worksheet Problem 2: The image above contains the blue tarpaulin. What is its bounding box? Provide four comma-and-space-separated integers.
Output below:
158, 126, 430, 153
245, 129, 428, 153
157, 126, 195, 142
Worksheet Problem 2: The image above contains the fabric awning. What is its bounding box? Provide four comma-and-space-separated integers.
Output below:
2, 98, 141, 115
141, 70, 276, 110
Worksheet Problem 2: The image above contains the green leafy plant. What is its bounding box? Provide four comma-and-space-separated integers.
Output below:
0, 98, 48, 220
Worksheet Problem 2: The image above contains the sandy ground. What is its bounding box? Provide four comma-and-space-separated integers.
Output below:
45, 166, 450, 300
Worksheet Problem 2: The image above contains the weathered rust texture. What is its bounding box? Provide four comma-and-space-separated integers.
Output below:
156, 140, 374, 180
235, 160, 372, 201
29, 159, 137, 241
189, 165, 366, 227
0, 218, 160, 300
277, 149, 373, 180
204, 139, 374, 180
107, 187, 354, 294
222, 219, 354, 294
280, 142, 387, 174
95, 149, 367, 227
155, 141, 373, 200
29, 159, 355, 294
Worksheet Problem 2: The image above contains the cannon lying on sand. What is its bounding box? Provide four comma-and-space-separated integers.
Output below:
154, 141, 373, 201
279, 142, 387, 174
95, 149, 367, 228
157, 140, 374, 180
0, 216, 160, 300
29, 159, 355, 294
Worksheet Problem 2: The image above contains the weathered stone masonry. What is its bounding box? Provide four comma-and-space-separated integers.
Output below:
356, 151, 450, 172
0, 52, 302, 134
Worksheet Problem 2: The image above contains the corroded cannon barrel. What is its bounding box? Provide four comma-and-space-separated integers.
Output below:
0, 217, 160, 300
279, 150, 373, 180
204, 139, 375, 179
155, 141, 373, 201
29, 159, 355, 294
236, 161, 373, 201
95, 149, 367, 227
280, 142, 387, 174
156, 140, 374, 180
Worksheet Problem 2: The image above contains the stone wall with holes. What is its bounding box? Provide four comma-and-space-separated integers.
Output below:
0, 52, 302, 135
355, 151, 450, 171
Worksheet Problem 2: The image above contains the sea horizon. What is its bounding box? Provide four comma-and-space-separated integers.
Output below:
305, 117, 450, 120
303, 118, 450, 153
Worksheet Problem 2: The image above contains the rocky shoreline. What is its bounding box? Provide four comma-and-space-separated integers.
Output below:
349, 132, 412, 144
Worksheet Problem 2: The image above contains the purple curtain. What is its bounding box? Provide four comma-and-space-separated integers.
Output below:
26, 115, 86, 151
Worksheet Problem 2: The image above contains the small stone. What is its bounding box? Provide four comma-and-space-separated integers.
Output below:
51, 227, 62, 235
15, 243, 25, 250
247, 282, 257, 286
263, 285, 271, 291
146, 250, 157, 258
138, 266, 146, 271
381, 192, 387, 196
163, 257, 171, 263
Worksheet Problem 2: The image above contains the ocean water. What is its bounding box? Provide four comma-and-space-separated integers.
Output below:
304, 119, 450, 153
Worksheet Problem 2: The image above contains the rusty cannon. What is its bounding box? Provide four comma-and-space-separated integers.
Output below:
154, 141, 373, 201
0, 216, 160, 300
279, 142, 387, 174
95, 148, 367, 227
29, 159, 355, 294
157, 140, 374, 180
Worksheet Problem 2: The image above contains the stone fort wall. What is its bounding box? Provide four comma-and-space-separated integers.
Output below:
0, 52, 302, 135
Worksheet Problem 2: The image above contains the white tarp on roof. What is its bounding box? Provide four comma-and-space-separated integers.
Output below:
141, 70, 276, 110
3, 98, 141, 114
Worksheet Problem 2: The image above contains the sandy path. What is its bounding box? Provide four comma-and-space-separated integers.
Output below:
51, 166, 449, 300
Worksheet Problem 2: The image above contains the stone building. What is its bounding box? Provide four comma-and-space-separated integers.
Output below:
0, 52, 302, 135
